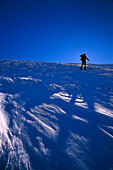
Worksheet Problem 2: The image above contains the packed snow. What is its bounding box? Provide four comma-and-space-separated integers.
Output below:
0, 59, 113, 170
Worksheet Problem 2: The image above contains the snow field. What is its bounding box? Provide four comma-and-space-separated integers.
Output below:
0, 60, 113, 169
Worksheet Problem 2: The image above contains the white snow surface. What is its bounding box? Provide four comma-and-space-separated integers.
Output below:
0, 59, 113, 170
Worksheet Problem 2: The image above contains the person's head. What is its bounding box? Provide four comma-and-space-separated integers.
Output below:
84, 53, 86, 55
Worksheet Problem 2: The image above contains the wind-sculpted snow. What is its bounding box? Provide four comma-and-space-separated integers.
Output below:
0, 93, 31, 169
0, 59, 113, 169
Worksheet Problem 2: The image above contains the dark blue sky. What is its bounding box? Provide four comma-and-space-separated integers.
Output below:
0, 0, 113, 64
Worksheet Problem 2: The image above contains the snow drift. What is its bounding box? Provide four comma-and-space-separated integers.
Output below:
0, 59, 113, 170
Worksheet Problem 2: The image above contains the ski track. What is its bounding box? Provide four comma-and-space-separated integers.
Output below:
0, 60, 113, 169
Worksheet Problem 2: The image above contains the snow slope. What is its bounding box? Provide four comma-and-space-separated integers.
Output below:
0, 59, 113, 170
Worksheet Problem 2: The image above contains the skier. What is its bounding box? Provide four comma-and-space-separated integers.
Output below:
80, 53, 89, 70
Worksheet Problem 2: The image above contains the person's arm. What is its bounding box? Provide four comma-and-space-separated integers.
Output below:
86, 57, 89, 61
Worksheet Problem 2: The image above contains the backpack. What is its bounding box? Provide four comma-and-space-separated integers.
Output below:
80, 54, 84, 61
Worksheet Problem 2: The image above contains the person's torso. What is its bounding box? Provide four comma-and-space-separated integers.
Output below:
81, 55, 87, 61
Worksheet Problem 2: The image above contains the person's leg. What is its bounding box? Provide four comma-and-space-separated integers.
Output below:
80, 62, 83, 70
84, 61, 86, 70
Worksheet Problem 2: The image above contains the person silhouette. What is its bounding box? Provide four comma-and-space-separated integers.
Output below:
80, 53, 89, 70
